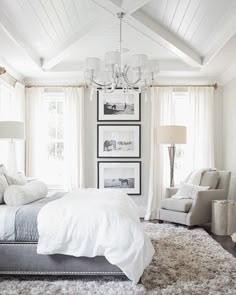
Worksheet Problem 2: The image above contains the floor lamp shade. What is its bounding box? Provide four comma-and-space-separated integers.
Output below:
158, 126, 186, 144
159, 126, 187, 187
0, 121, 25, 174
0, 121, 25, 140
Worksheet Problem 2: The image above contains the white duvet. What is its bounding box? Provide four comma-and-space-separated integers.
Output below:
37, 189, 154, 283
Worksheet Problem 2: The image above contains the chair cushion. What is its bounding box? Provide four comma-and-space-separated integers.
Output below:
161, 198, 193, 213
200, 171, 220, 189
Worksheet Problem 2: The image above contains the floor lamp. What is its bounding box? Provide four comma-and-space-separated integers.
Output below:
0, 121, 25, 174
159, 126, 186, 187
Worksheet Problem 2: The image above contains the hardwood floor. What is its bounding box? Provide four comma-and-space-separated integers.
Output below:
203, 224, 236, 258
144, 219, 236, 258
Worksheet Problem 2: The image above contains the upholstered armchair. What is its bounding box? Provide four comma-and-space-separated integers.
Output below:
157, 171, 231, 229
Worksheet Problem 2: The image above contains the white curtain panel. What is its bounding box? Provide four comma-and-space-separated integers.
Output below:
14, 82, 25, 172
145, 87, 175, 220
64, 87, 85, 190
0, 80, 25, 172
185, 87, 215, 170
145, 86, 215, 220
25, 88, 47, 178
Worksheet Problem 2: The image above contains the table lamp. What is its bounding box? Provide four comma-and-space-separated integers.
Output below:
0, 121, 25, 174
159, 125, 186, 187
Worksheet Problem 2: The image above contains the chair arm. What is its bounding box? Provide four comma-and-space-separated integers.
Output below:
165, 187, 179, 198
187, 189, 227, 226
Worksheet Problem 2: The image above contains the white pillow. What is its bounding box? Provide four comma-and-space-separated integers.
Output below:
5, 172, 27, 186
172, 183, 209, 200
4, 181, 48, 206
0, 174, 8, 204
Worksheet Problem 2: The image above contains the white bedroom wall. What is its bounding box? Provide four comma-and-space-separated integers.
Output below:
84, 89, 151, 217
222, 76, 236, 200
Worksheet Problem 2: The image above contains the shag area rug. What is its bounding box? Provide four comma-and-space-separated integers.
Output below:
0, 223, 236, 295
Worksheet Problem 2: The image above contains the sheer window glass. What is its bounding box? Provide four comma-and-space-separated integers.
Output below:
44, 92, 65, 188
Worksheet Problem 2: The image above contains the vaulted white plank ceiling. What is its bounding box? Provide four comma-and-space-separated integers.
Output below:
0, 0, 236, 84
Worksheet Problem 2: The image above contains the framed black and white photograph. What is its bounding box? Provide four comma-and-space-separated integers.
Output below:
97, 161, 141, 195
97, 124, 141, 158
97, 88, 141, 121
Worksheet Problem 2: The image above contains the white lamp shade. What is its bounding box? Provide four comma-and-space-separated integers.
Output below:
86, 57, 101, 70
105, 51, 120, 65
0, 121, 25, 140
132, 54, 147, 68
158, 126, 186, 144
145, 60, 159, 73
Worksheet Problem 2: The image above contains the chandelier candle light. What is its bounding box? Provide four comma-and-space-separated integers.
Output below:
85, 12, 159, 96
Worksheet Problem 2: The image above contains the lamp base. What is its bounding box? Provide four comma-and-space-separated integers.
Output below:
168, 144, 176, 187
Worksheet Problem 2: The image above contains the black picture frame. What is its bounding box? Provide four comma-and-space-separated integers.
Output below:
97, 161, 141, 195
97, 88, 141, 122
97, 124, 141, 159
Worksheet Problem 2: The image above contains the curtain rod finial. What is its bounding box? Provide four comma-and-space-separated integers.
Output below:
213, 83, 218, 90
0, 67, 6, 75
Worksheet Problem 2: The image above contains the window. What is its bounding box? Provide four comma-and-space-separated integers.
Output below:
44, 92, 65, 188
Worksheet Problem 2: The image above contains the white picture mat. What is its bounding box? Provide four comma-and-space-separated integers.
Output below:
98, 89, 140, 121
98, 125, 140, 157
98, 162, 141, 194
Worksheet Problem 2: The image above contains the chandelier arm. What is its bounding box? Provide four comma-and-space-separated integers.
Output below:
89, 78, 113, 88
123, 66, 142, 86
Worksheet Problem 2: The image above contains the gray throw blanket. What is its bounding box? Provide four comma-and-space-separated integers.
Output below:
15, 192, 65, 242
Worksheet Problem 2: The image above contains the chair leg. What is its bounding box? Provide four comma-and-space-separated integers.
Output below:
187, 225, 194, 230
157, 219, 164, 224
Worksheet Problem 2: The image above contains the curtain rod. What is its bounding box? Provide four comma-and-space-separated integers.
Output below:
26, 85, 86, 88
26, 83, 218, 89
151, 83, 218, 89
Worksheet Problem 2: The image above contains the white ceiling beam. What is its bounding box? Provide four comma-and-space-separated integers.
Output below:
92, 0, 151, 15
108, 0, 151, 14
0, 12, 41, 69
126, 10, 202, 67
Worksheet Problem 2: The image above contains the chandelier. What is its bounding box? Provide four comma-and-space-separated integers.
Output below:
84, 12, 159, 93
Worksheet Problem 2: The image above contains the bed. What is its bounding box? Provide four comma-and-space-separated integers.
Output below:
0, 192, 123, 276
0, 190, 154, 282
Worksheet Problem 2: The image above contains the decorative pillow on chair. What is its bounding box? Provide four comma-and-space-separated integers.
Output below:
0, 174, 8, 204
5, 172, 27, 186
4, 181, 48, 206
172, 183, 209, 199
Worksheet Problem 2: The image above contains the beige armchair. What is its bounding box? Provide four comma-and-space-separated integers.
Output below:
157, 171, 231, 229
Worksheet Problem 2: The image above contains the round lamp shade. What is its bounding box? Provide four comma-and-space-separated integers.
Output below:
0, 121, 25, 140
158, 125, 186, 144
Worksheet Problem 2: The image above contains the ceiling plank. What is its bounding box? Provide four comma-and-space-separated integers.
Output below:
127, 10, 202, 67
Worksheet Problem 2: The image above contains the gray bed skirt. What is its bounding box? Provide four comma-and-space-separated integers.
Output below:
0, 242, 123, 276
